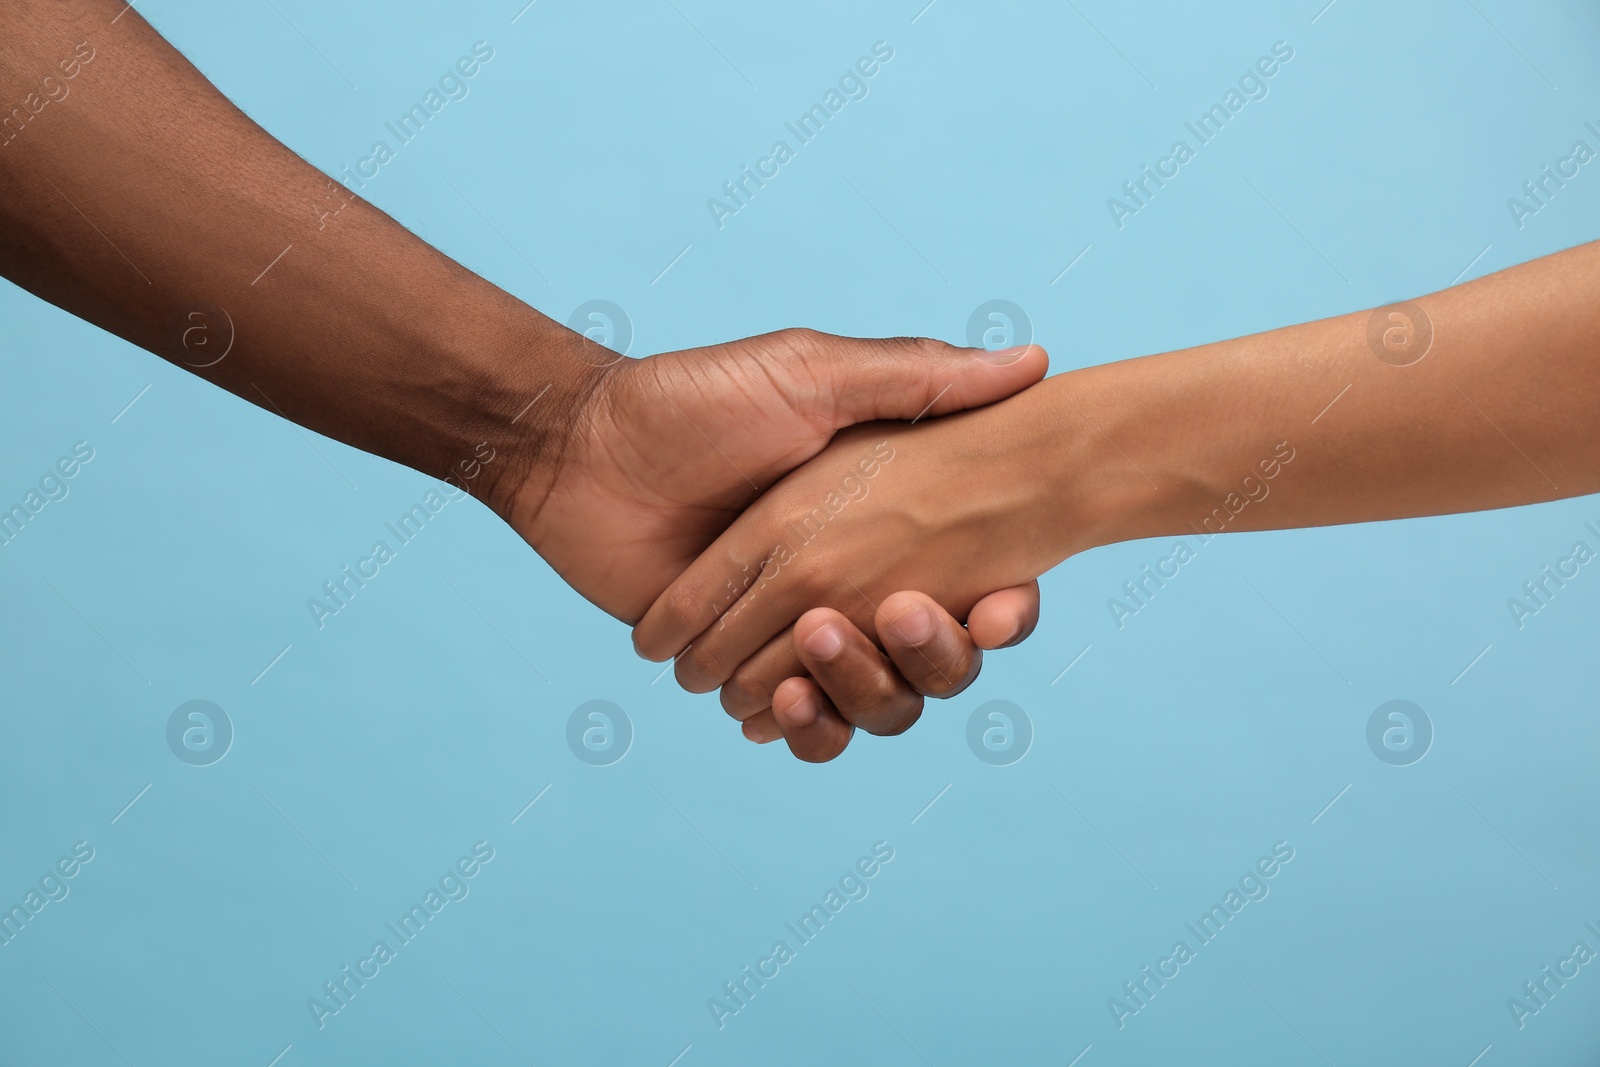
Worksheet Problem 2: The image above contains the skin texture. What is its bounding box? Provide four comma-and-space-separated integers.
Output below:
726, 583, 1038, 761
637, 240, 1600, 724
0, 0, 1041, 755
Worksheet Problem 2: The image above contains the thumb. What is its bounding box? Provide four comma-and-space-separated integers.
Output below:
816, 335, 1049, 427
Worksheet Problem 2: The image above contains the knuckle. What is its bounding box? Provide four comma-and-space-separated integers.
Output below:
838, 671, 911, 731
677, 643, 729, 691
877, 334, 948, 360
842, 684, 893, 722
928, 647, 982, 699
916, 660, 967, 698
872, 701, 924, 738
785, 560, 831, 604
896, 630, 972, 696
771, 326, 827, 357
653, 586, 708, 652
797, 570, 832, 605
720, 668, 771, 719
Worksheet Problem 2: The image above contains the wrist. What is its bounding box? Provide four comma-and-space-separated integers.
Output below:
433, 307, 613, 522
1039, 334, 1324, 556
197, 218, 611, 519
316, 273, 608, 523
1033, 367, 1209, 557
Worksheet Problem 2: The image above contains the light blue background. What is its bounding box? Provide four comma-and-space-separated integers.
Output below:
3, 0, 1599, 1063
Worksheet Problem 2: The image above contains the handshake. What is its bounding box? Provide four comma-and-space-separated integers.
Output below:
7, 0, 1593, 773
501, 326, 1059, 763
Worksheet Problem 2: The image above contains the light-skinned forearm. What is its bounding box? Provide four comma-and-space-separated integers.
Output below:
1055, 240, 1600, 556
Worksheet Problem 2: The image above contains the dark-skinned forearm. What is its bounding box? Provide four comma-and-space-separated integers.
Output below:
0, 0, 596, 507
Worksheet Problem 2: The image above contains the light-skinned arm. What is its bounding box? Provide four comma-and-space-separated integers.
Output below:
635, 239, 1600, 738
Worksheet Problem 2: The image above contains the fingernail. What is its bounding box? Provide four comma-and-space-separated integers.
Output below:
802, 624, 844, 661
889, 605, 934, 646
980, 344, 1032, 365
